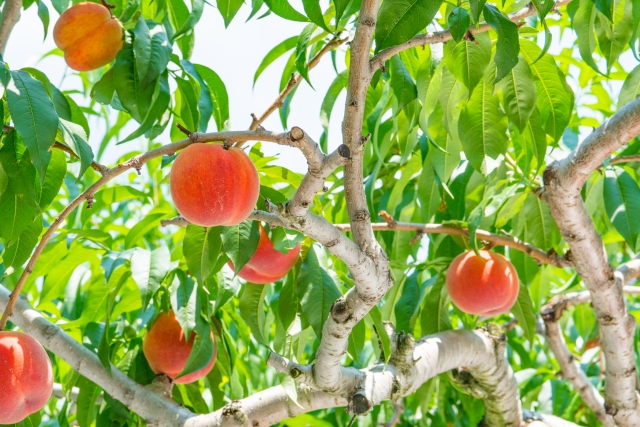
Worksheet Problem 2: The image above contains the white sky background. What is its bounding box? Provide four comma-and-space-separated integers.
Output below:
4, 2, 347, 174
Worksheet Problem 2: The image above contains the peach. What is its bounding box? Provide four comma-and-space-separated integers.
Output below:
228, 225, 301, 284
143, 311, 217, 384
170, 143, 260, 227
53, 2, 123, 71
0, 332, 53, 424
445, 250, 519, 316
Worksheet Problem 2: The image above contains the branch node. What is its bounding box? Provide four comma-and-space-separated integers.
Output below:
361, 134, 371, 145
338, 144, 351, 158
223, 140, 232, 150
289, 367, 302, 379
379, 210, 397, 228
409, 231, 424, 246
86, 196, 94, 209
331, 298, 352, 323
348, 391, 372, 415
176, 123, 196, 141
290, 126, 305, 141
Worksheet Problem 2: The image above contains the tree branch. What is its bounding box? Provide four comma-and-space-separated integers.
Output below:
0, 0, 21, 55
369, 0, 572, 71
543, 97, 640, 425
332, 211, 572, 268
0, 127, 312, 330
609, 154, 640, 165
248, 36, 348, 132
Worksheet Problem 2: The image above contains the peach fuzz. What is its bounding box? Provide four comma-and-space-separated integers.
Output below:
445, 250, 519, 317
229, 225, 301, 284
0, 331, 53, 424
53, 2, 123, 72
143, 311, 217, 384
170, 144, 260, 227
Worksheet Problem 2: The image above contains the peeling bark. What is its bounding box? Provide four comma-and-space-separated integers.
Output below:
543, 97, 640, 426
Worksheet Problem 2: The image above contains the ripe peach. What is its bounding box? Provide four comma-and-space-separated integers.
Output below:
228, 225, 301, 284
53, 2, 124, 71
170, 144, 260, 227
446, 250, 519, 316
0, 332, 53, 424
143, 311, 217, 384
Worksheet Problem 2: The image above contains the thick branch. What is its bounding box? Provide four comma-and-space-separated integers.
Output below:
543, 97, 640, 425
369, 0, 572, 70
342, 0, 379, 250
0, 0, 21, 55
0, 128, 303, 330
0, 285, 194, 426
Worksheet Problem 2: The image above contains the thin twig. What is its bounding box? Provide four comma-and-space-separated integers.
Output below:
369, 0, 572, 71
609, 155, 640, 165
379, 400, 404, 427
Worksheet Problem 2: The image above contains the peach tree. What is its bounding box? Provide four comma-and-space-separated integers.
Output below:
0, 0, 640, 424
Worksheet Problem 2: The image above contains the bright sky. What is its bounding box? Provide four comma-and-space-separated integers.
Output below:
4, 3, 347, 173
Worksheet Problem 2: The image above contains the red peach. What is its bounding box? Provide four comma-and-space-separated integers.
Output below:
446, 250, 519, 316
170, 144, 260, 227
143, 311, 217, 384
228, 225, 301, 284
53, 2, 123, 72
0, 332, 53, 424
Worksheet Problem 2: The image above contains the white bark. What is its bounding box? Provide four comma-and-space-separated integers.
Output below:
543, 97, 640, 426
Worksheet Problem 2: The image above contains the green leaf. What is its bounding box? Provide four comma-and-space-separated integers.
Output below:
176, 322, 215, 380
134, 20, 172, 89
263, 0, 309, 21
120, 71, 171, 143
619, 64, 640, 108
375, 0, 443, 51
36, 148, 66, 209
295, 24, 315, 86
511, 108, 546, 176
516, 192, 559, 249
368, 306, 391, 363
113, 43, 155, 123
98, 320, 112, 374
131, 246, 171, 310
510, 284, 537, 344
40, 247, 98, 304
394, 271, 420, 332
6, 70, 59, 184
175, 76, 200, 132
239, 283, 270, 346
458, 77, 508, 174
334, 0, 352, 24
172, 0, 205, 41
443, 34, 491, 92
170, 270, 199, 338
253, 37, 298, 86
0, 131, 39, 244
194, 65, 230, 131
296, 244, 342, 339
221, 221, 261, 274
320, 70, 348, 143
483, 4, 520, 82
270, 227, 303, 254
497, 56, 537, 132
183, 225, 222, 283
303, 0, 330, 32
3, 216, 42, 269
389, 55, 417, 112
421, 275, 452, 336
58, 118, 94, 180
604, 168, 640, 251
36, 0, 50, 40
595, 0, 635, 71
520, 39, 574, 143
125, 212, 169, 248
448, 7, 470, 43
573, 0, 601, 74
217, 0, 244, 27
594, 0, 614, 20
278, 271, 298, 331
76, 377, 101, 427
91, 69, 115, 105
469, 0, 487, 22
